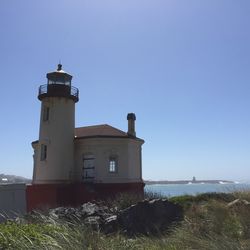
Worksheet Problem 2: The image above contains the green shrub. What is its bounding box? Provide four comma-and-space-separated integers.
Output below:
103, 192, 143, 211
104, 191, 166, 211
195, 192, 236, 202
144, 191, 165, 200
169, 195, 196, 208
0, 221, 65, 249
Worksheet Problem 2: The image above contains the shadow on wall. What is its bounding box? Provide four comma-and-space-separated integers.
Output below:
0, 184, 27, 222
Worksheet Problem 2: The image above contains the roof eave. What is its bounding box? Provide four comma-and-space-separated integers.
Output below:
74, 135, 144, 142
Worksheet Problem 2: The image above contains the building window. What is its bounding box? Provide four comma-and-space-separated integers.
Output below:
82, 154, 95, 181
109, 157, 117, 173
40, 144, 47, 161
43, 106, 50, 121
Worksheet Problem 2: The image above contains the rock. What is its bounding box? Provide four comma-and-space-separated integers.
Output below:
103, 199, 183, 236
80, 202, 99, 215
84, 216, 101, 230
49, 207, 78, 221
80, 202, 111, 218
102, 215, 118, 234
47, 199, 183, 236
47, 202, 113, 226
227, 199, 250, 208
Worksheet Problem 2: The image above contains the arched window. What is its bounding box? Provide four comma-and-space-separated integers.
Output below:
109, 156, 118, 173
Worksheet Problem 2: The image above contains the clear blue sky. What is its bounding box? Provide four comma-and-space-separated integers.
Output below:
0, 0, 250, 181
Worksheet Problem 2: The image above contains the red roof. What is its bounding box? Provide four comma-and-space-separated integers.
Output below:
75, 124, 129, 138
32, 124, 143, 144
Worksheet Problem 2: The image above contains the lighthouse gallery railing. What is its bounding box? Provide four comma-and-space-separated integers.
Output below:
38, 84, 79, 100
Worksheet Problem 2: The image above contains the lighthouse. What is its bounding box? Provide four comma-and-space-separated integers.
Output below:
32, 64, 79, 184
28, 64, 144, 211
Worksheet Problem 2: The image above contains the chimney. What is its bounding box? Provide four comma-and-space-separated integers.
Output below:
127, 113, 136, 137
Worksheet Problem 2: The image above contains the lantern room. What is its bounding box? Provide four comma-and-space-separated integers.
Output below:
38, 64, 79, 102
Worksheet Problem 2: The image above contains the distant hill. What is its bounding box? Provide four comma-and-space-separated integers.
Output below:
0, 174, 31, 184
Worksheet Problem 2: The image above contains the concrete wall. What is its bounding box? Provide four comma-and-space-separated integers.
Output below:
0, 184, 26, 221
74, 137, 143, 183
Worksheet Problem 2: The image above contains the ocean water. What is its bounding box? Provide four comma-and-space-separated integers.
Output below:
145, 182, 250, 197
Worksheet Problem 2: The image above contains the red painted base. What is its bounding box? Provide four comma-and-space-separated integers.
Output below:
26, 182, 145, 212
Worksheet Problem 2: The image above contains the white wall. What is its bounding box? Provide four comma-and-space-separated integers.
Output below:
0, 184, 26, 221
74, 137, 144, 183
34, 97, 75, 184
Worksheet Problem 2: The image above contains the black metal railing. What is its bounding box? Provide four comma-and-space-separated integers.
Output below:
70, 86, 79, 98
38, 84, 79, 101
38, 84, 48, 95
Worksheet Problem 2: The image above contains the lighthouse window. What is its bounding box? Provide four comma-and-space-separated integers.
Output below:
43, 107, 50, 121
109, 157, 117, 173
41, 144, 47, 161
48, 80, 55, 84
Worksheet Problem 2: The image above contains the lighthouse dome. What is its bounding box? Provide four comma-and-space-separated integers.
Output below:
46, 64, 73, 86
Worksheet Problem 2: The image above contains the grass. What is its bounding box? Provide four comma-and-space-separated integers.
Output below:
0, 191, 250, 249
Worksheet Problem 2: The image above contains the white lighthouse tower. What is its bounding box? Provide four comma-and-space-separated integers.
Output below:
32, 64, 79, 184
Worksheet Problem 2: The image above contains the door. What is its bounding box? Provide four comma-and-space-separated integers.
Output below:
82, 154, 95, 182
